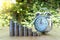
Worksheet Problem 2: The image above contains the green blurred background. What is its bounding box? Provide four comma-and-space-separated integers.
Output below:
0, 0, 60, 29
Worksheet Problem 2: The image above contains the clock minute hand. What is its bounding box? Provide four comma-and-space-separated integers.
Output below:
40, 19, 42, 24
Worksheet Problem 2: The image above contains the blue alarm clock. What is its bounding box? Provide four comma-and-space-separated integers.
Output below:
34, 12, 52, 32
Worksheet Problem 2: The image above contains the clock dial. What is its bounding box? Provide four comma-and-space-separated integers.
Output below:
34, 16, 48, 32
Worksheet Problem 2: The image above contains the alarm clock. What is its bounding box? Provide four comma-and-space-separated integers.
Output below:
34, 12, 52, 32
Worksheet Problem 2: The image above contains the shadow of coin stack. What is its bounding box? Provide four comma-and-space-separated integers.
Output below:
10, 20, 41, 36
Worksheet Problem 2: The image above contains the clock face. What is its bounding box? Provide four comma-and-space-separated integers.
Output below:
34, 15, 48, 32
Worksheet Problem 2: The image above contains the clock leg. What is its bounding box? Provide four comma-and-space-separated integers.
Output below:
41, 32, 47, 35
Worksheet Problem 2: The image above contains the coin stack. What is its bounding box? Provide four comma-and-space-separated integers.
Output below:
10, 20, 40, 36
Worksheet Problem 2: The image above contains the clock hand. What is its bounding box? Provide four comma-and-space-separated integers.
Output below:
40, 19, 42, 24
